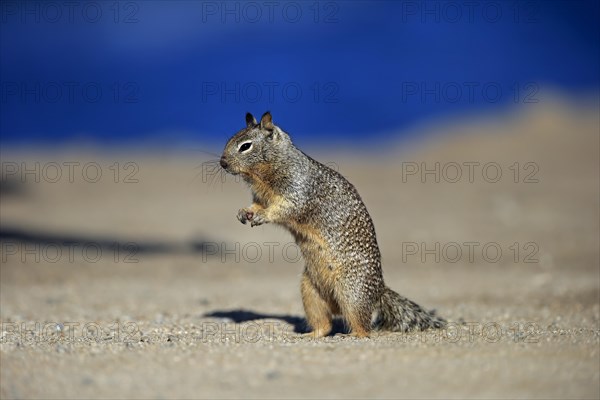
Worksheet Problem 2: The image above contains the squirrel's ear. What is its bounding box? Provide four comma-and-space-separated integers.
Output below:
260, 111, 274, 131
245, 112, 257, 127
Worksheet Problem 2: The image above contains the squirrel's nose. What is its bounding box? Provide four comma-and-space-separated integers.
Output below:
219, 157, 228, 169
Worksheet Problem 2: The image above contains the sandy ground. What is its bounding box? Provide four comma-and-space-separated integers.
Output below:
1, 99, 599, 399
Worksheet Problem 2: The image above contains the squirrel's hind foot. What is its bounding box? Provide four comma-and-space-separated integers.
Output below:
301, 329, 330, 339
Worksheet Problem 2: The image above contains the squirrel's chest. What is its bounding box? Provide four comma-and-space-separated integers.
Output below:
251, 179, 280, 207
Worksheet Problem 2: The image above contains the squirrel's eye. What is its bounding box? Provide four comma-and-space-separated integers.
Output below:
238, 142, 252, 153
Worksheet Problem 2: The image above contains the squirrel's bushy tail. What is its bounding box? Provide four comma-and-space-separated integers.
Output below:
375, 287, 446, 332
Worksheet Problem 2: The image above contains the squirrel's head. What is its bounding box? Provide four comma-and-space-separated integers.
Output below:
220, 111, 291, 178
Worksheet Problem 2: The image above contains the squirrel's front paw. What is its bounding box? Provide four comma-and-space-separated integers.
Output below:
237, 207, 267, 227
237, 208, 254, 225
249, 211, 266, 227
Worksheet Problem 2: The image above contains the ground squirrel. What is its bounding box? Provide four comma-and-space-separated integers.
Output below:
220, 111, 445, 338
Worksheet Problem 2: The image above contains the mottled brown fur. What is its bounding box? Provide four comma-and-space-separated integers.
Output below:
220, 111, 446, 337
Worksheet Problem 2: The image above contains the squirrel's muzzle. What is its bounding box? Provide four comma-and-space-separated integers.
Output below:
219, 157, 228, 170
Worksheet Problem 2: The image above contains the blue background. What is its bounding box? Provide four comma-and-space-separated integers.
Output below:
1, 0, 598, 147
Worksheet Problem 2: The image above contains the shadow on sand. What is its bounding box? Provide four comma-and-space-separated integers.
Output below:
204, 309, 349, 335
0, 227, 218, 256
